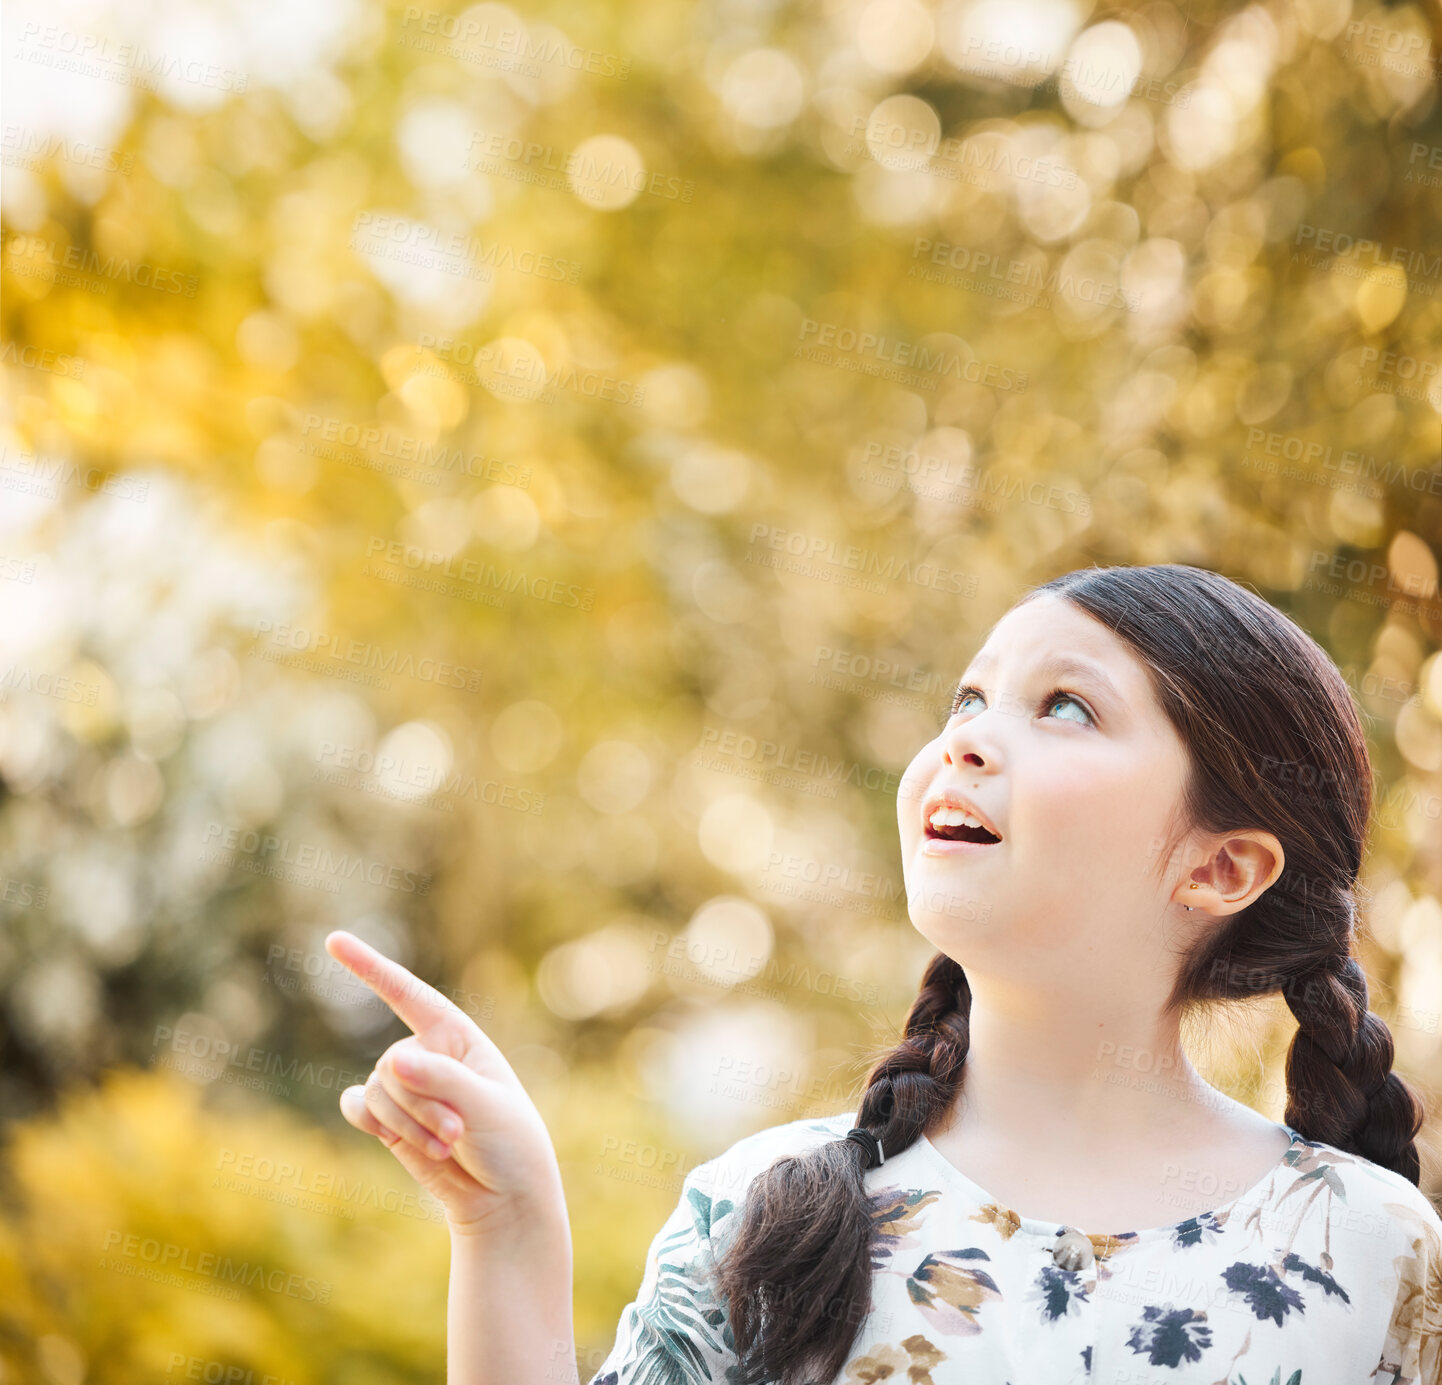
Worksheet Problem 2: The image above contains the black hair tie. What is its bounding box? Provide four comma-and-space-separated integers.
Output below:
844, 1127, 885, 1169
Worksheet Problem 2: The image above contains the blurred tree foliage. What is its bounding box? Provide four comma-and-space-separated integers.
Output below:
0, 1068, 453, 1382
2, 0, 1442, 1377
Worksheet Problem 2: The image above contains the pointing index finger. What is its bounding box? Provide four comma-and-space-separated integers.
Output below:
324, 930, 462, 1040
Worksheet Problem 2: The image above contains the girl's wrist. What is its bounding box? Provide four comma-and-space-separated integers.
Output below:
446, 1182, 572, 1251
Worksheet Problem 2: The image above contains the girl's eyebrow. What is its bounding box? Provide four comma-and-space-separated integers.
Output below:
964, 652, 1123, 705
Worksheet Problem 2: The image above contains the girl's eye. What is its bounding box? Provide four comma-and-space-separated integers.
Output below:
1044, 690, 1092, 725
947, 685, 1093, 726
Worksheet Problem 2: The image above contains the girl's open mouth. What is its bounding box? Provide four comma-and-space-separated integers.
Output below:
924, 803, 1002, 846
926, 821, 1002, 845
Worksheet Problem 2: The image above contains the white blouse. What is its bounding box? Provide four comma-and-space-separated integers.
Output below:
589, 1108, 1442, 1385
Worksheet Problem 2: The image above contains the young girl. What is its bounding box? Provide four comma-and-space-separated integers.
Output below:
326, 564, 1442, 1385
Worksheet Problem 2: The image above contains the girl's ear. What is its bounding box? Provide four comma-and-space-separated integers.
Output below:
1179, 830, 1285, 917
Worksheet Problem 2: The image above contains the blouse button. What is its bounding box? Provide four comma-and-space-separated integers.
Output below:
1053, 1227, 1094, 1270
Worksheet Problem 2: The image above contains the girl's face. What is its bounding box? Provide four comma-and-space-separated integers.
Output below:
896, 593, 1197, 986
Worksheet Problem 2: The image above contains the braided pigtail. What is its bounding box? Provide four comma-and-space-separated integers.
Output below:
711, 951, 972, 1385
1283, 952, 1424, 1182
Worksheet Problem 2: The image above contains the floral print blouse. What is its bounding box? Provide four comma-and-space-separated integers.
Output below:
588, 1108, 1442, 1385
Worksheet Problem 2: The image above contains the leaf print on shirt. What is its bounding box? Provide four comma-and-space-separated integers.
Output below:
1279, 1252, 1351, 1303
867, 1185, 943, 1272
1221, 1260, 1308, 1326
1026, 1263, 1092, 1324
1272, 1139, 1349, 1210
1125, 1303, 1214, 1367
903, 1247, 1003, 1336
1374, 1198, 1442, 1385
1232, 1138, 1344, 1256
1172, 1209, 1228, 1249
840, 1332, 952, 1385
632, 1264, 729, 1385
690, 1183, 734, 1236
966, 1200, 1024, 1240
608, 1182, 732, 1385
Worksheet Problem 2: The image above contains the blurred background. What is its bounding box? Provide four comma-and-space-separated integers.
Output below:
2, 0, 1441, 1378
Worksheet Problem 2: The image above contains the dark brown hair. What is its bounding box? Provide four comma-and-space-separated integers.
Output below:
710, 563, 1425, 1385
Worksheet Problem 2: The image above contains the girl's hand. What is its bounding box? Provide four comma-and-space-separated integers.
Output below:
325, 929, 565, 1239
